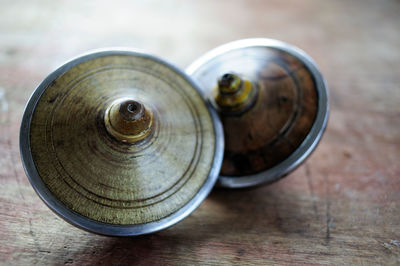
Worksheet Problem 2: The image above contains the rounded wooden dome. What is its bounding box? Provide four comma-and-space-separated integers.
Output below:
187, 39, 328, 188
20, 50, 224, 235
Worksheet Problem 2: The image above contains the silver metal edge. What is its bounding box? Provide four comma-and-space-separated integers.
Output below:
19, 48, 224, 236
186, 38, 329, 188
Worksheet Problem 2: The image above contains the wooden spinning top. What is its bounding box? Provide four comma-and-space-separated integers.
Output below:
20, 50, 224, 236
187, 39, 329, 188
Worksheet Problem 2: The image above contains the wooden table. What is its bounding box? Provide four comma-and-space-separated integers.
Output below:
1, 0, 399, 264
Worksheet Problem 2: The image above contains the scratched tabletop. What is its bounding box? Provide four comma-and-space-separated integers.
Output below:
1, 0, 399, 265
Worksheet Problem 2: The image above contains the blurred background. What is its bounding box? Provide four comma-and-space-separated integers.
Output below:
1, 0, 399, 124
1, 0, 399, 264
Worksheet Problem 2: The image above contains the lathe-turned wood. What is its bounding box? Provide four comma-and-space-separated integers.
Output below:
29, 54, 217, 225
192, 48, 318, 176
222, 51, 318, 176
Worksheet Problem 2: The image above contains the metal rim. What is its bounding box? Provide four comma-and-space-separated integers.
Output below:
20, 48, 224, 236
187, 38, 329, 188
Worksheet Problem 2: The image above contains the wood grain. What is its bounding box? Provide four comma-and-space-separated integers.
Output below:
190, 48, 319, 176
0, 0, 399, 265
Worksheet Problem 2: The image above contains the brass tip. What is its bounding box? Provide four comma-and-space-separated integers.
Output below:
218, 73, 242, 94
214, 73, 258, 114
119, 100, 145, 121
104, 99, 153, 143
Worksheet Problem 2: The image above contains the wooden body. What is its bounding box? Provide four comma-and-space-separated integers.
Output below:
220, 51, 318, 176
28, 53, 218, 225
189, 46, 320, 178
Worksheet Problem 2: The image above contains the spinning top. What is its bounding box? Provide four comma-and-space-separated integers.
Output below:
187, 39, 329, 188
20, 50, 224, 236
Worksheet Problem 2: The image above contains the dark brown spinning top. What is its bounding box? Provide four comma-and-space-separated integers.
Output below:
20, 50, 224, 236
187, 39, 329, 188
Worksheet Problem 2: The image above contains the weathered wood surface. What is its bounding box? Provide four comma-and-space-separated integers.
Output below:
0, 0, 399, 265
